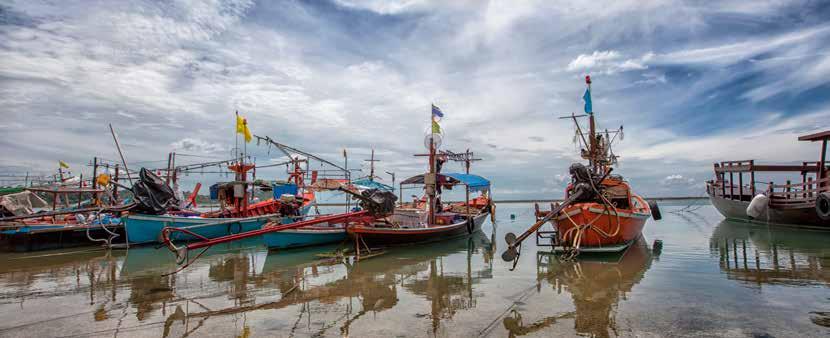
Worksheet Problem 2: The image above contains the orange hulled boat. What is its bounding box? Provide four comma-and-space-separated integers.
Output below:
503, 76, 660, 262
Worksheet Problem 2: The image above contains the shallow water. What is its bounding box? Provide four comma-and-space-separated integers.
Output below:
0, 204, 827, 337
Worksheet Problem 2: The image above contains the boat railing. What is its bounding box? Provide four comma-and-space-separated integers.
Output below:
766, 177, 830, 209
710, 160, 828, 203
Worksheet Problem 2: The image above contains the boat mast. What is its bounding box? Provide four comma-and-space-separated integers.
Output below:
585, 76, 599, 173
428, 110, 437, 225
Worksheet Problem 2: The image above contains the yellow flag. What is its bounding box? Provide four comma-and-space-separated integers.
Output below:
431, 120, 441, 134
242, 118, 252, 143
59, 160, 70, 169
236, 113, 245, 134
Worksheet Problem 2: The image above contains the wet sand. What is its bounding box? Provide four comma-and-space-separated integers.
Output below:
0, 204, 827, 337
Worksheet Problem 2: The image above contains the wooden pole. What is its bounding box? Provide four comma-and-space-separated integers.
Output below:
729, 171, 734, 200
820, 139, 827, 188
750, 160, 756, 196
113, 164, 120, 202
807, 176, 814, 198
109, 123, 133, 185
77, 173, 83, 208
738, 171, 743, 200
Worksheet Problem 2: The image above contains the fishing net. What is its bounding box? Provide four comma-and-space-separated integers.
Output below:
131, 168, 179, 215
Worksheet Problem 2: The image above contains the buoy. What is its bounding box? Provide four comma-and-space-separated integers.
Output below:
816, 192, 830, 221
746, 194, 770, 219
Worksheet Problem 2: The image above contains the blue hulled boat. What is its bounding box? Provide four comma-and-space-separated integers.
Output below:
123, 214, 273, 245
261, 223, 347, 249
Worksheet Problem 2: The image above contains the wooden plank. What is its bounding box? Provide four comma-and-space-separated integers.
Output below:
715, 164, 825, 173
769, 196, 817, 203
797, 130, 830, 142
771, 177, 830, 188
771, 202, 816, 209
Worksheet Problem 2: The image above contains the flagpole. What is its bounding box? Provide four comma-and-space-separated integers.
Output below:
235, 111, 239, 163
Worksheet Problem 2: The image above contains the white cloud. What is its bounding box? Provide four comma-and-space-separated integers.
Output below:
566, 50, 647, 75
661, 174, 695, 186
170, 138, 226, 154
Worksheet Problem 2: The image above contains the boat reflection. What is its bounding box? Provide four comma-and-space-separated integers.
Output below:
710, 220, 830, 328
710, 220, 830, 286
156, 231, 495, 336
504, 237, 654, 338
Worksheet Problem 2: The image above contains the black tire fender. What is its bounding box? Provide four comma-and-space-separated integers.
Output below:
816, 192, 830, 221
649, 201, 662, 221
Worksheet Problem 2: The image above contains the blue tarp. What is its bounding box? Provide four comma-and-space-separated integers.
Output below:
273, 183, 299, 199
442, 173, 490, 192
352, 178, 393, 192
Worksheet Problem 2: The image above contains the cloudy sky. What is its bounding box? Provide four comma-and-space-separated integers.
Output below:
2, 0, 830, 198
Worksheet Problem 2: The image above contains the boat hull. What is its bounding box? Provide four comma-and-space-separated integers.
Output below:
262, 226, 347, 249
347, 213, 489, 247
123, 214, 272, 244
0, 223, 125, 252
707, 189, 830, 228
553, 204, 650, 252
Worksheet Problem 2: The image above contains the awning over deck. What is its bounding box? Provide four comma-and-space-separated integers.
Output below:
400, 173, 490, 192
798, 130, 830, 142
351, 178, 393, 192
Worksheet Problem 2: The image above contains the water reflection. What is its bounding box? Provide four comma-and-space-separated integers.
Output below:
504, 238, 654, 338
710, 220, 830, 328
710, 220, 830, 286
63, 231, 495, 337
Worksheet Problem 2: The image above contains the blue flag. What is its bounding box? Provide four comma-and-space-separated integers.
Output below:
583, 88, 592, 114
432, 104, 444, 118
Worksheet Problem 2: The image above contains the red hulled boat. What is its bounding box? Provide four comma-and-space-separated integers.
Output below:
503, 76, 660, 261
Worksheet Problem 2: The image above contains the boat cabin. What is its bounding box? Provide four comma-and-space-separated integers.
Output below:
707, 130, 829, 209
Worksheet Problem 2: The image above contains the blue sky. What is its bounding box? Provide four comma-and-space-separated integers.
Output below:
1, 0, 830, 198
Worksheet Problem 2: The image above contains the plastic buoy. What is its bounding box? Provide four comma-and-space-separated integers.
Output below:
746, 194, 770, 219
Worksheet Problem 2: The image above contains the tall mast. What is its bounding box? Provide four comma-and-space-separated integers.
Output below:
428, 110, 436, 225
586, 76, 598, 172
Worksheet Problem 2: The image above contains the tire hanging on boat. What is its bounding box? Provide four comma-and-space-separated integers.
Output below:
816, 192, 830, 221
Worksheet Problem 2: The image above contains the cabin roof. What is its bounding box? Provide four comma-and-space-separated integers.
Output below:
401, 173, 490, 192
798, 130, 830, 142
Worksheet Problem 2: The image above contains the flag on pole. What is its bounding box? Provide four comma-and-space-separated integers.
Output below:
59, 160, 69, 169
431, 104, 444, 118
583, 87, 593, 114
236, 112, 245, 134
242, 118, 252, 143
431, 120, 442, 134
583, 75, 593, 114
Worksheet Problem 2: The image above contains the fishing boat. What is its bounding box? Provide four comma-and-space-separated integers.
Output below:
705, 130, 830, 228
502, 76, 660, 262
0, 169, 127, 251
261, 149, 393, 250
123, 136, 339, 245
347, 105, 493, 249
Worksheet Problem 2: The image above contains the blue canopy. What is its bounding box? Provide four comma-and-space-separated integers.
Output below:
351, 178, 393, 192
443, 173, 490, 192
